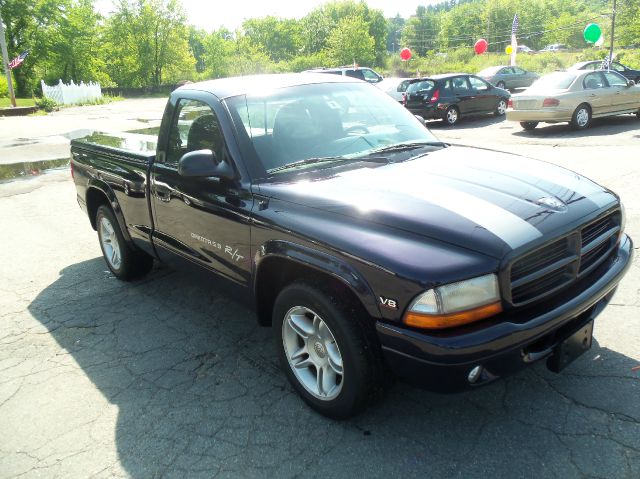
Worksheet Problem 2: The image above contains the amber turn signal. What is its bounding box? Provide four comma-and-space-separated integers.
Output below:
404, 302, 503, 329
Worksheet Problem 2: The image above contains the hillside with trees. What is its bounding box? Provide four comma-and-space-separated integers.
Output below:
1, 0, 639, 97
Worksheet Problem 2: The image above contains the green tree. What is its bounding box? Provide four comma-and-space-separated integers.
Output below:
326, 15, 375, 66
0, 0, 67, 96
104, 0, 194, 87
242, 16, 302, 62
42, 0, 110, 85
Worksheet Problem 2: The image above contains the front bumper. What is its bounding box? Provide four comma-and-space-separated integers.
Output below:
376, 234, 633, 392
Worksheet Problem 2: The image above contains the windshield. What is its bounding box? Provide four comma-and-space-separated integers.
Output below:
529, 72, 577, 90
226, 82, 439, 174
478, 66, 501, 76
406, 80, 435, 94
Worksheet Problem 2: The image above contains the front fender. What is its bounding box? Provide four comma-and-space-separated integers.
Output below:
255, 239, 382, 319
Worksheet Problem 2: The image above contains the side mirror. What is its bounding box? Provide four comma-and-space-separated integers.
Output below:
178, 150, 235, 179
627, 80, 635, 87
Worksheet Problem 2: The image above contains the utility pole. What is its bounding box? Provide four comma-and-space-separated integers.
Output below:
609, 0, 616, 63
0, 11, 17, 108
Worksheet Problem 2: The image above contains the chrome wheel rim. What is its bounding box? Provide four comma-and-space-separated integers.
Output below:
497, 100, 506, 115
447, 108, 458, 124
497, 82, 505, 89
576, 108, 589, 127
100, 216, 122, 270
282, 306, 343, 401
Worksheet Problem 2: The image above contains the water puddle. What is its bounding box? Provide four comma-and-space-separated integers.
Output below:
0, 158, 70, 182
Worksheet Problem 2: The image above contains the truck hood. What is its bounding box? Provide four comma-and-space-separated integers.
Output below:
258, 146, 617, 258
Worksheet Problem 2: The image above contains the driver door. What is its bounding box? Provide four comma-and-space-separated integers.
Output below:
151, 96, 253, 286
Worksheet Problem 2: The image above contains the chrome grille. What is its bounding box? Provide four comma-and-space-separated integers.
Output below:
509, 210, 621, 306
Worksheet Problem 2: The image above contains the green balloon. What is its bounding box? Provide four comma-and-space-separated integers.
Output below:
583, 23, 602, 43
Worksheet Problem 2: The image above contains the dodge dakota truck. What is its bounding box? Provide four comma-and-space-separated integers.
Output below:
71, 73, 633, 419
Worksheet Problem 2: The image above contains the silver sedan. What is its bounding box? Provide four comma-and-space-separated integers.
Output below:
477, 65, 539, 90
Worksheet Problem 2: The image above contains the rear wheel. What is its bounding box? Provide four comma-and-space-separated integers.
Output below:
520, 121, 539, 130
571, 104, 591, 130
96, 205, 153, 280
495, 99, 507, 116
273, 282, 383, 419
443, 106, 459, 126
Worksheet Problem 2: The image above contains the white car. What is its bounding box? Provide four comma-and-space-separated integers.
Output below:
375, 77, 412, 103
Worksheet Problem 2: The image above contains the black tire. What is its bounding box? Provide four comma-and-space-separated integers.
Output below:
96, 205, 153, 280
494, 98, 507, 116
496, 81, 506, 90
636, 109, 640, 120
520, 121, 539, 130
273, 281, 383, 419
570, 103, 591, 130
443, 105, 459, 126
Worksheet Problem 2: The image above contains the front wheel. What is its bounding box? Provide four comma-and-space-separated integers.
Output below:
571, 104, 591, 130
495, 99, 507, 116
496, 81, 506, 90
96, 205, 153, 280
274, 282, 383, 419
443, 106, 459, 126
520, 121, 539, 130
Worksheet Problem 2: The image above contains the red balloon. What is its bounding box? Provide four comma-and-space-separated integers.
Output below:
400, 48, 412, 61
474, 39, 488, 54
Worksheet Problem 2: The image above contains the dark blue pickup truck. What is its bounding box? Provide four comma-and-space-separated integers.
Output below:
71, 73, 632, 419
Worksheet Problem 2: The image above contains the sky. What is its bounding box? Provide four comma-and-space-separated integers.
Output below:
95, 0, 424, 31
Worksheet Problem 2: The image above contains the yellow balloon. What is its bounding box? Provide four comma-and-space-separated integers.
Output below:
505, 45, 513, 55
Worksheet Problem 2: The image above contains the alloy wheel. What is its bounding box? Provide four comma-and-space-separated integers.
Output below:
100, 216, 122, 270
282, 306, 344, 400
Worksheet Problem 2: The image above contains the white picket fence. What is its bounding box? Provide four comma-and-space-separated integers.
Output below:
40, 79, 102, 105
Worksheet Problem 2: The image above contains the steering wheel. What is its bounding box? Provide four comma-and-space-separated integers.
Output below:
344, 125, 370, 135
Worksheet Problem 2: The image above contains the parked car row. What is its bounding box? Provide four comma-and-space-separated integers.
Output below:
307, 62, 639, 131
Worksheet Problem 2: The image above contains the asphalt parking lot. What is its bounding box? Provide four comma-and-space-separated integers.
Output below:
1, 104, 639, 478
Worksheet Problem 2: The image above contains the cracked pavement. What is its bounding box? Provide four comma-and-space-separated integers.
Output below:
1, 109, 639, 478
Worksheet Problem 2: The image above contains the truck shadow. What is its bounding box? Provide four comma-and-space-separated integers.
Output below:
28, 258, 640, 477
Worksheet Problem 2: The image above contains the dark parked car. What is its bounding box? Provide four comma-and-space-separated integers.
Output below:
304, 66, 383, 83
569, 61, 640, 84
404, 73, 510, 125
477, 65, 539, 90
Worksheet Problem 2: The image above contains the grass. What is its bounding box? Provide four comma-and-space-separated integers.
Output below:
0, 97, 36, 108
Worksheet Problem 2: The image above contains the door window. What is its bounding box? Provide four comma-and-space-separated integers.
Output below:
166, 99, 224, 165
612, 63, 626, 72
583, 72, 605, 90
345, 69, 365, 80
469, 76, 490, 91
513, 67, 526, 75
362, 69, 381, 83
452, 77, 471, 93
603, 71, 628, 87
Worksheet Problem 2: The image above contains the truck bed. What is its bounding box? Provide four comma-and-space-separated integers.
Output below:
70, 131, 157, 163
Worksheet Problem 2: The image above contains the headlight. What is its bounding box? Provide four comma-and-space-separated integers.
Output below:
404, 273, 502, 329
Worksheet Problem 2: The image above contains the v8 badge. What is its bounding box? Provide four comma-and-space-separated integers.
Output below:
379, 296, 398, 310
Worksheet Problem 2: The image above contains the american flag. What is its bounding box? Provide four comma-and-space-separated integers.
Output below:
8, 51, 29, 70
511, 14, 519, 35
601, 54, 611, 70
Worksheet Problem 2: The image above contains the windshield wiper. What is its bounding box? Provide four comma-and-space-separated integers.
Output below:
268, 156, 388, 174
367, 141, 447, 155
